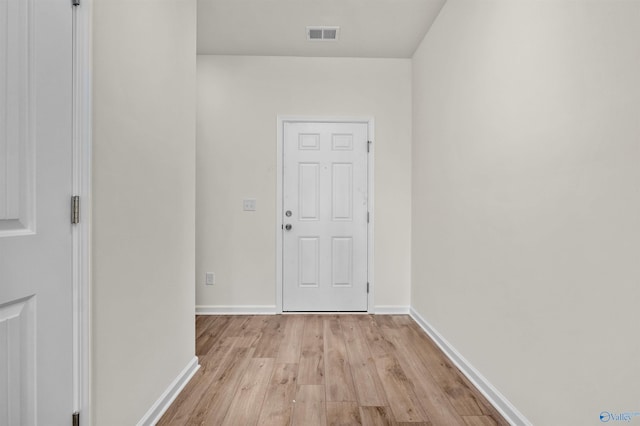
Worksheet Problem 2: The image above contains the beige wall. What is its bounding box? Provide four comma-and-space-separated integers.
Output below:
92, 0, 196, 424
197, 55, 412, 311
411, 1, 640, 424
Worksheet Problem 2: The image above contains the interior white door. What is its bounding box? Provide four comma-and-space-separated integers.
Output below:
282, 121, 369, 311
0, 0, 74, 424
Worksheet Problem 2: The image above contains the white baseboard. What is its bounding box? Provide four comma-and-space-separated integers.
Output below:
136, 356, 200, 426
195, 305, 277, 315
374, 305, 410, 314
409, 307, 531, 426
195, 305, 408, 315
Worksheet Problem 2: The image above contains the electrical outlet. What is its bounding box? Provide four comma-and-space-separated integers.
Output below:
205, 272, 215, 286
243, 199, 256, 211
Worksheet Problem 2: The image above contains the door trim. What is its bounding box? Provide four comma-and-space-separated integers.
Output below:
276, 116, 375, 313
72, 1, 92, 424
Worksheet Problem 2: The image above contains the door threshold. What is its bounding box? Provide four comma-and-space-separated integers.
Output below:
281, 311, 369, 314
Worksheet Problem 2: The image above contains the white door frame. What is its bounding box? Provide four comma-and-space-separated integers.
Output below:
276, 116, 375, 314
72, 1, 92, 424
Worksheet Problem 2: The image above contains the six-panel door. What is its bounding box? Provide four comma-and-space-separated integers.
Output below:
283, 122, 368, 311
0, 0, 74, 424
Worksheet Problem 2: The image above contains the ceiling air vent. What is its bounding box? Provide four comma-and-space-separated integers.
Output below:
307, 26, 340, 41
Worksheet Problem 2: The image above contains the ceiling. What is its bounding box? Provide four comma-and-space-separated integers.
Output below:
197, 0, 447, 58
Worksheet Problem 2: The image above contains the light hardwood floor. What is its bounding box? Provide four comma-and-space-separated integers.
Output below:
158, 315, 508, 426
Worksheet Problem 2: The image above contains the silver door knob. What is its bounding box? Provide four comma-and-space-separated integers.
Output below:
285, 224, 292, 231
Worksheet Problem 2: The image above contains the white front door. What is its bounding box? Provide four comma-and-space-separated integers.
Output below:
0, 0, 74, 424
282, 121, 369, 311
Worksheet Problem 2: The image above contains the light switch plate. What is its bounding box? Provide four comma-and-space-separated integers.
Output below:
205, 272, 215, 285
243, 199, 256, 211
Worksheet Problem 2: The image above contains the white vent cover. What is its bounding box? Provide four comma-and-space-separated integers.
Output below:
307, 26, 340, 41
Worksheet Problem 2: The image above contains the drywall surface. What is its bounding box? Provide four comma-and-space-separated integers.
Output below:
92, 0, 196, 424
412, 1, 640, 424
197, 55, 412, 311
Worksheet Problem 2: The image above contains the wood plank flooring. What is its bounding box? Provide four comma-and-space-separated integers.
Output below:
158, 315, 508, 426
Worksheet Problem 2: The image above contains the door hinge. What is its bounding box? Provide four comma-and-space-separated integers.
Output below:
367, 211, 370, 223
72, 412, 79, 426
367, 140, 372, 153
367, 282, 370, 293
71, 195, 80, 224
72, 0, 80, 6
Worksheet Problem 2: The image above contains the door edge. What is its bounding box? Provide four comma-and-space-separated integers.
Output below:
72, 1, 93, 424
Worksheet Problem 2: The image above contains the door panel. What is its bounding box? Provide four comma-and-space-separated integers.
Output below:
0, 0, 74, 423
0, 0, 34, 234
283, 122, 368, 311
0, 297, 35, 425
299, 237, 320, 287
332, 163, 353, 220
331, 237, 353, 287
299, 163, 320, 220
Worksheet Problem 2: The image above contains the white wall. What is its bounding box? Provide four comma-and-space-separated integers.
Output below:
197, 56, 412, 311
92, 0, 196, 424
412, 1, 640, 425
